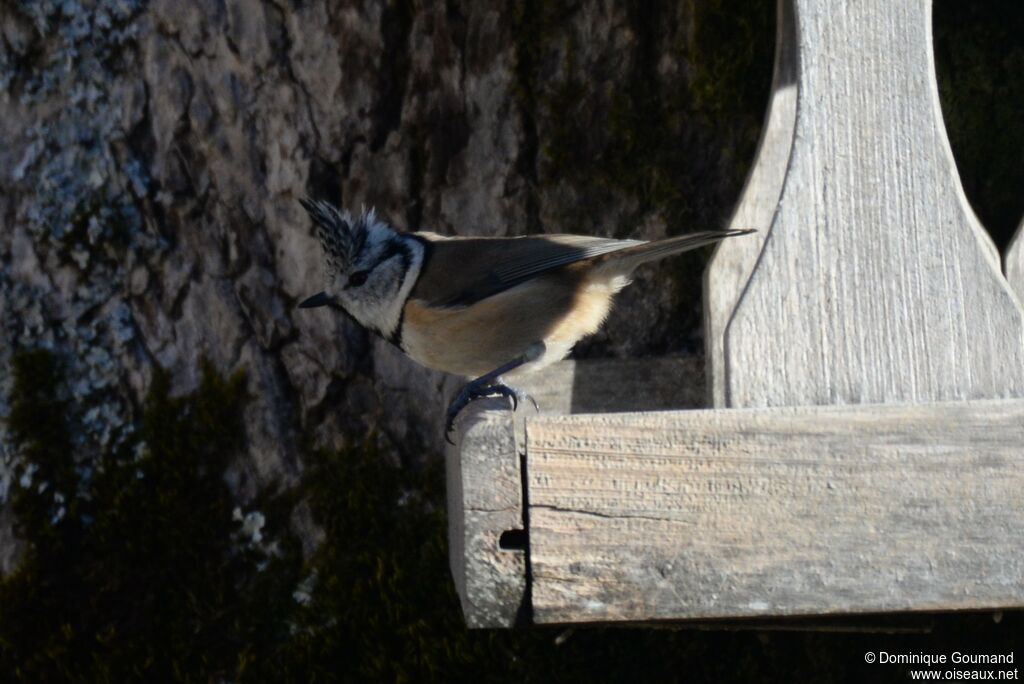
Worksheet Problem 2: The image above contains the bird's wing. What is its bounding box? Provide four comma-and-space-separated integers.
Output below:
410, 233, 643, 308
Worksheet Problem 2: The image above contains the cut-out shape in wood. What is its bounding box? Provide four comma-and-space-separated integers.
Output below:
705, 0, 796, 408
1005, 215, 1024, 302
709, 0, 1024, 408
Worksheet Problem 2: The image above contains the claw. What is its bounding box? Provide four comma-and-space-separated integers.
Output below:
503, 383, 540, 414
488, 383, 517, 411
444, 381, 542, 443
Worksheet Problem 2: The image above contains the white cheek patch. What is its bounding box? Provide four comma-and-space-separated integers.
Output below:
336, 237, 425, 341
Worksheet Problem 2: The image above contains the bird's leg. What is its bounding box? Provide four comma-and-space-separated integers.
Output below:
445, 342, 545, 443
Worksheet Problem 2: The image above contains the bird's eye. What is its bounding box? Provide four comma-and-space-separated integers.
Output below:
347, 270, 369, 288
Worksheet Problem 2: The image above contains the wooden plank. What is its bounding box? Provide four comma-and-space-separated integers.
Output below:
526, 399, 1024, 624
714, 0, 1024, 408
705, 0, 795, 408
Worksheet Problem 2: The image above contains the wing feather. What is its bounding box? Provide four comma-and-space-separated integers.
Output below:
410, 234, 642, 308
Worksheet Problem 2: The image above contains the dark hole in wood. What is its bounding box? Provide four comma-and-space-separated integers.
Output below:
498, 529, 527, 551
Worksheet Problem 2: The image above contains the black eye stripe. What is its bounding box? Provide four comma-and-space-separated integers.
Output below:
361, 241, 412, 273
377, 241, 406, 266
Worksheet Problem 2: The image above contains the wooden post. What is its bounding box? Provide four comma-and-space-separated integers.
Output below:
446, 400, 526, 628
447, 358, 704, 627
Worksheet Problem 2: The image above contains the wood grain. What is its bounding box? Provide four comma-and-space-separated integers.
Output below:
717, 0, 1024, 407
526, 400, 1024, 623
705, 0, 796, 408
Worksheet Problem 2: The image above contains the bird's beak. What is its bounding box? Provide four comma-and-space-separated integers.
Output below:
298, 291, 330, 309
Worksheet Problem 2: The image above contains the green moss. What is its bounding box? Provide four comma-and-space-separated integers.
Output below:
0, 352, 301, 682
6, 350, 76, 547
686, 0, 774, 137
250, 440, 464, 681
0, 351, 500, 682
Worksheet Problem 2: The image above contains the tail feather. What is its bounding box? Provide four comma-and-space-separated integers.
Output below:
594, 229, 755, 275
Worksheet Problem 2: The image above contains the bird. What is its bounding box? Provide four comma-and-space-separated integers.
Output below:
296, 199, 753, 441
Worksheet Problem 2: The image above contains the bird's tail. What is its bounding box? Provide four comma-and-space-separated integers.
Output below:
593, 229, 755, 276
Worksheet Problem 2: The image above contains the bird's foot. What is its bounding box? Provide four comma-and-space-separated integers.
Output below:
444, 380, 540, 444
444, 342, 546, 445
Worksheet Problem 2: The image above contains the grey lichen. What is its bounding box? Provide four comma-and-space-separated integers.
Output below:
2, 0, 159, 458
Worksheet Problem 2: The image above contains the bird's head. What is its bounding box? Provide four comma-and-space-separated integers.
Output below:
298, 199, 424, 341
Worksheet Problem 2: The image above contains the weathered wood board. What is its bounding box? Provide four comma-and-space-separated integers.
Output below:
526, 399, 1024, 624
705, 0, 795, 408
709, 0, 1024, 408
446, 403, 526, 628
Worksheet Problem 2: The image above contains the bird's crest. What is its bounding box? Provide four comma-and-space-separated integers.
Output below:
300, 198, 376, 275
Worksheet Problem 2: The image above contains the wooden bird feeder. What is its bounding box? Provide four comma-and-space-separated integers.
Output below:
446, 0, 1024, 629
